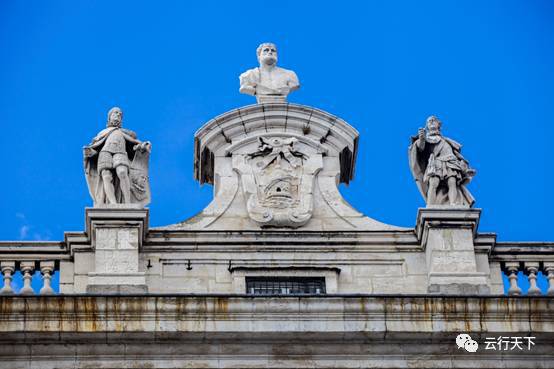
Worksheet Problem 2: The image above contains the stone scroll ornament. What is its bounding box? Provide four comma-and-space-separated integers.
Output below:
239, 42, 300, 103
234, 137, 322, 228
83, 107, 152, 207
409, 116, 476, 207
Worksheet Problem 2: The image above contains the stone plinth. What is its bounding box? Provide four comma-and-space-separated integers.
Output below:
85, 207, 148, 293
416, 207, 489, 294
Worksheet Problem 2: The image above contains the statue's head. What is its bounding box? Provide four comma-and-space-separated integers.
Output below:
425, 115, 442, 134
257, 42, 278, 67
107, 107, 123, 128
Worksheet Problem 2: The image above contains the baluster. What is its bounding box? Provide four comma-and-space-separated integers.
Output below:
0, 261, 16, 295
524, 262, 541, 296
19, 261, 36, 295
504, 262, 522, 296
544, 263, 554, 296
39, 261, 55, 295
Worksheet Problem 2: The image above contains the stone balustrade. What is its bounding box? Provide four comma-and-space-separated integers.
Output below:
502, 261, 554, 296
0, 242, 69, 296
490, 242, 554, 296
0, 233, 554, 296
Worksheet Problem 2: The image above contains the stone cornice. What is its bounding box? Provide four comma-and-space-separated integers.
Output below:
1, 295, 552, 338
194, 103, 359, 185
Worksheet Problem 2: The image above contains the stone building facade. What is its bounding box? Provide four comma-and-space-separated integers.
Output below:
0, 45, 553, 368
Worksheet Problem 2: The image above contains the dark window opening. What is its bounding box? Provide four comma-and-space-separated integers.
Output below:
246, 277, 326, 295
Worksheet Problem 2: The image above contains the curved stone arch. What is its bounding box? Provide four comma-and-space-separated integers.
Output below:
194, 103, 359, 185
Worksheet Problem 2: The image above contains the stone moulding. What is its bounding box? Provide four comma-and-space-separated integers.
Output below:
0, 295, 553, 368
85, 207, 149, 248
224, 132, 329, 156
415, 207, 481, 249
1, 295, 552, 334
193, 103, 359, 186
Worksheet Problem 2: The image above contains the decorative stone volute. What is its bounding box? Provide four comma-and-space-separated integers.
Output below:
190, 103, 360, 229
162, 102, 403, 231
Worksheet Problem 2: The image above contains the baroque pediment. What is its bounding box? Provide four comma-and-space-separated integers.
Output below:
161, 103, 405, 231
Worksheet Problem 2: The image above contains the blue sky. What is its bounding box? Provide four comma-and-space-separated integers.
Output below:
1, 0, 553, 249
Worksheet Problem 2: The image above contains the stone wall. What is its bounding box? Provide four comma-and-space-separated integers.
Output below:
0, 295, 552, 368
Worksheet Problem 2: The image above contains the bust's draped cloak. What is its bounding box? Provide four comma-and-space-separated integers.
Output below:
84, 127, 151, 206
239, 67, 299, 96
409, 135, 475, 207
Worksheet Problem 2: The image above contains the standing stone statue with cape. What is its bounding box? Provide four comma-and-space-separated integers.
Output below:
409, 116, 475, 207
83, 107, 152, 207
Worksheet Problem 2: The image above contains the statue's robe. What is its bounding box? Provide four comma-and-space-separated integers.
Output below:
409, 135, 475, 207
84, 127, 151, 206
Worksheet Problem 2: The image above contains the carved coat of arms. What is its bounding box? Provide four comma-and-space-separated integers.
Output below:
233, 137, 322, 228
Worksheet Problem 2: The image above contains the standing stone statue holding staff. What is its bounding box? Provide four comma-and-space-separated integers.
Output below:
83, 107, 152, 207
409, 115, 475, 207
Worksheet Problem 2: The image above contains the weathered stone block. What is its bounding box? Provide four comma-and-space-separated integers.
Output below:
73, 252, 95, 275
417, 208, 490, 294
428, 251, 477, 273
86, 209, 148, 294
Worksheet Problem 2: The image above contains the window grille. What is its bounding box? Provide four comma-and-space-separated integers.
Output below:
246, 277, 326, 295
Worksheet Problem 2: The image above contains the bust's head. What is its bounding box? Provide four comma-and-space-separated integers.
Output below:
107, 107, 123, 128
425, 115, 442, 134
257, 43, 278, 67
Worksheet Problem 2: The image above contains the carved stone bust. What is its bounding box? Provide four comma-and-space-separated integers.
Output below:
239, 43, 300, 103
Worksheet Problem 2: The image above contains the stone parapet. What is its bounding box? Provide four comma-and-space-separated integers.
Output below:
0, 295, 552, 368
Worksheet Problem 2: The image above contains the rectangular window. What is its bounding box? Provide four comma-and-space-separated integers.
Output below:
246, 277, 326, 295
